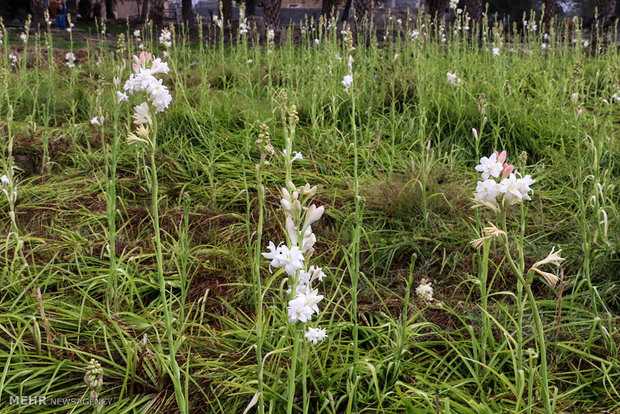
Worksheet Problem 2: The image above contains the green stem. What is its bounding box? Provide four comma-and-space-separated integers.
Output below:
149, 120, 186, 414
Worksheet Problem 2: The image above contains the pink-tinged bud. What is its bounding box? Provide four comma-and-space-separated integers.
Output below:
292, 199, 302, 212
571, 92, 579, 102
502, 163, 514, 178
497, 150, 507, 164
576, 108, 583, 117
280, 199, 292, 211
281, 187, 291, 200
472, 128, 478, 140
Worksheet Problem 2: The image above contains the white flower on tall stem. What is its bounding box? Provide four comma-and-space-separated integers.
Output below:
159, 27, 172, 48
530, 247, 564, 286
20, 32, 27, 42
446, 71, 462, 86
492, 47, 500, 56
416, 278, 434, 302
342, 74, 353, 93
475, 152, 503, 180
1, 174, 18, 204
132, 102, 153, 125
304, 327, 327, 344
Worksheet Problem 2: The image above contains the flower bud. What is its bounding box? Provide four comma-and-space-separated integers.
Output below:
472, 128, 478, 141
281, 199, 292, 211
502, 163, 514, 178
303, 204, 324, 229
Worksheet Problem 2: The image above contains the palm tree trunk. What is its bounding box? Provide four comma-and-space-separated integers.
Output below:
426, 0, 448, 20
182, 0, 195, 26
30, 0, 46, 27
463, 0, 482, 24
596, 0, 616, 22
151, 0, 164, 27
321, 0, 340, 18
221, 0, 233, 27
352, 0, 371, 21
542, 0, 556, 28
141, 0, 150, 21
264, 0, 281, 30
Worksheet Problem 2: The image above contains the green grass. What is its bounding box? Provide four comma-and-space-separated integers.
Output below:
0, 13, 618, 414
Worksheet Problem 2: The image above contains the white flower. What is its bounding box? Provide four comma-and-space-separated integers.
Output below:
132, 102, 152, 125
475, 179, 504, 204
449, 0, 458, 10
1, 175, 9, 186
20, 32, 27, 42
446, 71, 461, 86
9, 54, 18, 66
516, 174, 535, 201
133, 29, 141, 38
314, 38, 320, 45
262, 243, 305, 277
65, 52, 75, 62
239, 22, 248, 35
410, 30, 419, 39
67, 28, 72, 33
612, 92, 620, 102
475, 153, 503, 180
267, 29, 275, 40
492, 47, 500, 56
416, 279, 434, 302
342, 74, 353, 93
288, 296, 315, 323
291, 151, 303, 162
90, 117, 101, 126
116, 91, 128, 104
499, 173, 523, 205
305, 327, 327, 344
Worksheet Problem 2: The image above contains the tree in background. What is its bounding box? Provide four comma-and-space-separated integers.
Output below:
151, 0, 164, 26
322, 0, 341, 18
264, 0, 281, 30
542, 0, 557, 29
426, 0, 449, 18
352, 0, 371, 21
29, 0, 45, 26
221, 0, 233, 27
182, 0, 195, 26
464, 0, 483, 24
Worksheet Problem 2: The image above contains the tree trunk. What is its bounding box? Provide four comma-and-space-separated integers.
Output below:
221, 0, 233, 27
105, 0, 115, 19
151, 0, 164, 27
246, 0, 256, 16
321, 0, 340, 18
66, 0, 78, 20
29, 0, 46, 27
596, 0, 616, 22
463, 0, 482, 24
426, 0, 448, 19
182, 0, 195, 25
541, 0, 556, 31
341, 0, 352, 21
352, 0, 371, 21
78, 0, 93, 21
264, 0, 281, 30
141, 0, 150, 21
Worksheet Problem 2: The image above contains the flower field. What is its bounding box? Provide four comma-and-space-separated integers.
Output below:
0, 12, 618, 414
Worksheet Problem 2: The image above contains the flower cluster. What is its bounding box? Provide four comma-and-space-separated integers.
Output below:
159, 27, 172, 49
262, 115, 329, 343
65, 52, 76, 68
416, 278, 434, 302
123, 52, 172, 122
239, 6, 249, 35
446, 71, 462, 86
19, 32, 27, 43
1, 174, 17, 204
474, 151, 535, 207
133, 29, 144, 50
9, 54, 18, 67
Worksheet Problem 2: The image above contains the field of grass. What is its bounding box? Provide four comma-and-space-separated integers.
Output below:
0, 13, 618, 414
